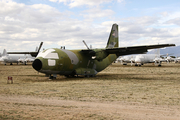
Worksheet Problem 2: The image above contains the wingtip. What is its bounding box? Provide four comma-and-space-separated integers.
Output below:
169, 44, 176, 46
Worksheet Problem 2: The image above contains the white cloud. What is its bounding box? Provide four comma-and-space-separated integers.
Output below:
81, 8, 114, 21
165, 17, 180, 26
49, 0, 58, 2
68, 0, 111, 8
114, 13, 180, 47
49, 0, 123, 8
0, 0, 180, 53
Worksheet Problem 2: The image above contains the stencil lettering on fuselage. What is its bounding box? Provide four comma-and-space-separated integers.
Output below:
60, 49, 79, 65
48, 59, 56, 66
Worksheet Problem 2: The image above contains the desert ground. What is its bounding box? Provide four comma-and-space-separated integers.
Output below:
0, 62, 180, 120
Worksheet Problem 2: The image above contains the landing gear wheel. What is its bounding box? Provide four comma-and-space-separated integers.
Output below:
49, 75, 56, 80
158, 64, 161, 67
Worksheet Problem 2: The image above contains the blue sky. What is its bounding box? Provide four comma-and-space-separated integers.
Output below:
0, 0, 180, 52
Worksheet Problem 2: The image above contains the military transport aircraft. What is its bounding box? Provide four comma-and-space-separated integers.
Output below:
30, 24, 175, 79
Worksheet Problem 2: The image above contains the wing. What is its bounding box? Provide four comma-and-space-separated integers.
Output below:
81, 44, 175, 60
7, 51, 39, 57
105, 44, 175, 56
7, 42, 43, 57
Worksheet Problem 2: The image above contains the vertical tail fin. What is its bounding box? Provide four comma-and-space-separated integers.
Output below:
106, 24, 119, 48
2, 49, 8, 56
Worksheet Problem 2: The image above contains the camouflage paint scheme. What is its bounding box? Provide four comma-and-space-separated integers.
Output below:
32, 24, 175, 78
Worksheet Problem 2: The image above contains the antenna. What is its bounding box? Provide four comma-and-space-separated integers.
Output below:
82, 40, 90, 50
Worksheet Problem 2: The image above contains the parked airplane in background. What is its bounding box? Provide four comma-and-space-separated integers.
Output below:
17, 56, 35, 65
133, 54, 165, 66
0, 49, 25, 65
119, 51, 178, 66
31, 24, 175, 79
164, 54, 175, 63
132, 49, 168, 66
0, 42, 43, 65
174, 56, 180, 63
117, 56, 135, 65
0, 49, 34, 65
117, 49, 165, 66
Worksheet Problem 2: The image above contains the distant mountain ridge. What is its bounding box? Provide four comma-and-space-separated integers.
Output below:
148, 45, 180, 57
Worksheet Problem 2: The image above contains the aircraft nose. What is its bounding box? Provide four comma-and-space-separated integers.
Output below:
32, 59, 42, 71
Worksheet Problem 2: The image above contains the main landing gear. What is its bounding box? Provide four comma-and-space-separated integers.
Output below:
48, 74, 57, 80
47, 74, 96, 80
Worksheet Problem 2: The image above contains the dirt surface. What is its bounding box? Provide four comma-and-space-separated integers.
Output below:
0, 95, 180, 120
1, 63, 180, 119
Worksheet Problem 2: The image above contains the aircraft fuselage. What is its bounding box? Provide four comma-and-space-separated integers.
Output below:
32, 48, 117, 77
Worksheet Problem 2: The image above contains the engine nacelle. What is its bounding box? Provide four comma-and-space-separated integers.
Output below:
91, 50, 108, 61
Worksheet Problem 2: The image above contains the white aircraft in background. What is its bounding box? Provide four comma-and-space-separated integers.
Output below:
17, 56, 35, 65
133, 49, 167, 66
0, 49, 34, 65
0, 42, 43, 65
130, 49, 167, 67
164, 54, 175, 63
134, 54, 166, 66
174, 56, 180, 63
117, 56, 135, 65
